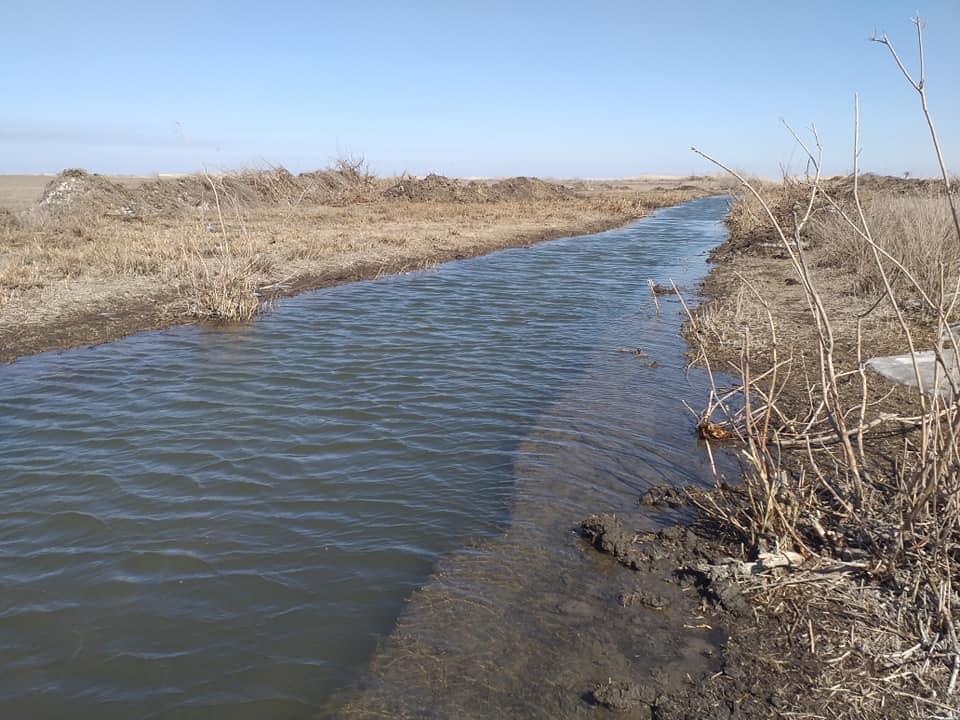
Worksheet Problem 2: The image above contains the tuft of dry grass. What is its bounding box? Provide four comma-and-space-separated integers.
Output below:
181, 250, 263, 321
812, 193, 959, 300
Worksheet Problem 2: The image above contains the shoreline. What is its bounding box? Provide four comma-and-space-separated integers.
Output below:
0, 210, 641, 364
0, 172, 730, 364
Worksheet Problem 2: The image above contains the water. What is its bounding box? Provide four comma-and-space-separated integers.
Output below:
0, 197, 730, 719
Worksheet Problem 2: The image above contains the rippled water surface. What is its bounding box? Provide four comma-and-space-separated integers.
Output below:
0, 197, 730, 719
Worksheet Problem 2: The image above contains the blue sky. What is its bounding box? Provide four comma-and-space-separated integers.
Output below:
2, 1, 958, 177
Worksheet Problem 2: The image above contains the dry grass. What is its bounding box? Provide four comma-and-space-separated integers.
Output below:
813, 193, 959, 300
681, 19, 960, 718
685, 179, 960, 717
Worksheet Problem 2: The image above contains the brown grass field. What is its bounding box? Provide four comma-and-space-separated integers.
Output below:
0, 167, 733, 362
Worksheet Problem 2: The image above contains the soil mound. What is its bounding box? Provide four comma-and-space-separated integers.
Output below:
134, 176, 209, 214
39, 169, 139, 217
827, 173, 948, 199
298, 165, 377, 204
35, 165, 380, 220
383, 174, 575, 203
488, 176, 575, 201
382, 174, 489, 202
33, 168, 575, 219
138, 169, 314, 213
136, 169, 309, 213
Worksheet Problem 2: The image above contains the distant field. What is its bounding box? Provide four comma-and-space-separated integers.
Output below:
0, 175, 55, 211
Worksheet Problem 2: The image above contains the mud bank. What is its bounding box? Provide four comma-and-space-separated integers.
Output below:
0, 211, 639, 363
576, 503, 811, 719
342, 487, 809, 720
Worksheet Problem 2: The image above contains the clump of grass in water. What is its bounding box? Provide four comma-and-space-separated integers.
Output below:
181, 173, 271, 322
183, 249, 264, 321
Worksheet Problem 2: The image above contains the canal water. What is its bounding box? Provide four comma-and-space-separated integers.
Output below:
0, 196, 730, 719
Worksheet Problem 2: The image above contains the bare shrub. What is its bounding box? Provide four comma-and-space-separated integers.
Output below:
177, 176, 271, 322
685, 17, 960, 717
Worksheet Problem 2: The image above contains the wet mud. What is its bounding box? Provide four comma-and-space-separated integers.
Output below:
338, 513, 725, 719
340, 486, 807, 720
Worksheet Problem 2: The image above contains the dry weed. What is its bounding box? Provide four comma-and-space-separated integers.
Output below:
813, 194, 958, 300
685, 18, 960, 717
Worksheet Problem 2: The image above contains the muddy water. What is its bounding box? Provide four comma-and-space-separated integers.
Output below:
0, 197, 730, 719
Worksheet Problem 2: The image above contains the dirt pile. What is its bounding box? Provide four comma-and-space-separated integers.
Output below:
134, 176, 210, 214
39, 169, 208, 218
383, 174, 576, 203
136, 169, 307, 213
298, 165, 378, 204
33, 168, 576, 219
39, 169, 140, 218
489, 176, 575, 201
828, 172, 950, 199
33, 165, 382, 221
382, 174, 490, 202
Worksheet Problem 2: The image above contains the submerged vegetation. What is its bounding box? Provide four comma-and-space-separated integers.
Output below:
683, 18, 960, 718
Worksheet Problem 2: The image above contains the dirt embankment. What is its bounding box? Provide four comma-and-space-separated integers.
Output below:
382, 174, 576, 203
651, 176, 957, 719
0, 168, 727, 363
574, 500, 817, 719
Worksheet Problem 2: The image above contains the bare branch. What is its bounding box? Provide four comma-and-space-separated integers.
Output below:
872, 16, 960, 245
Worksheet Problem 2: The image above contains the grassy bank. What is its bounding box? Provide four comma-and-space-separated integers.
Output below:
666, 22, 960, 717
680, 177, 959, 717
0, 167, 728, 362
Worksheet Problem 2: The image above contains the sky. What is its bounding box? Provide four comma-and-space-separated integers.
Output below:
2, 1, 958, 178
